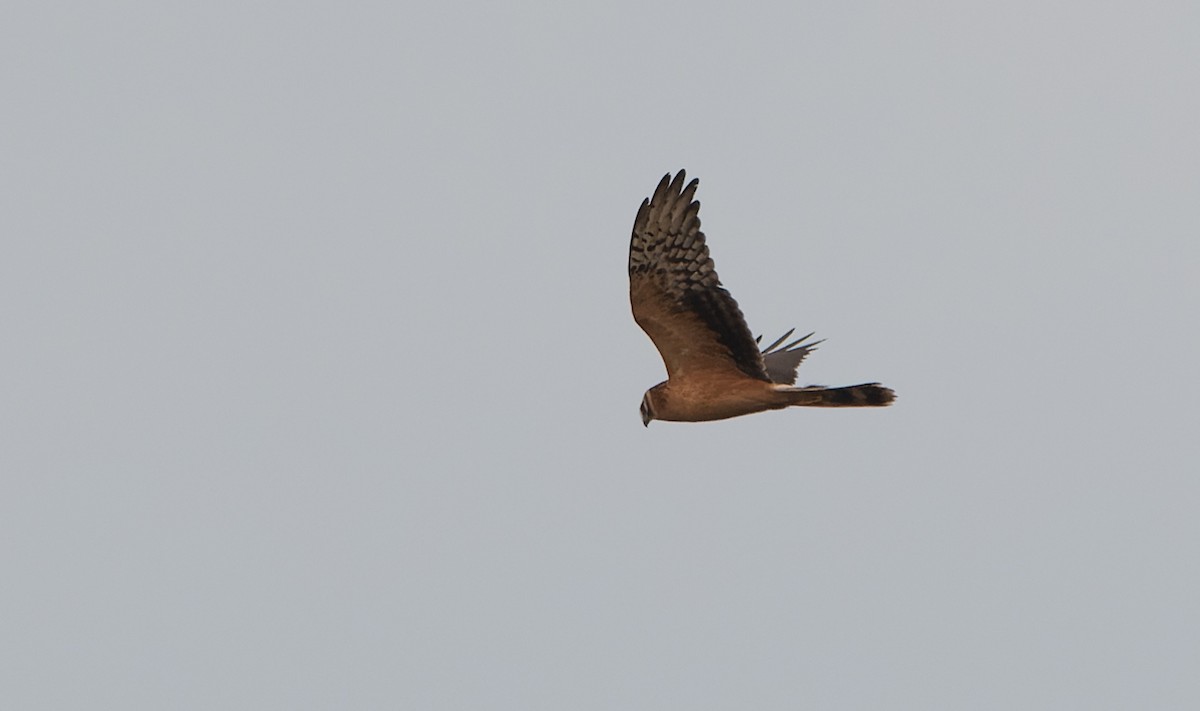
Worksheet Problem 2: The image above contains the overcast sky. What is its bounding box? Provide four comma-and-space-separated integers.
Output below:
4, 1, 1199, 709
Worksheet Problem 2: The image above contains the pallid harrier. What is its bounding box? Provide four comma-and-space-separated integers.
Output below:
630, 170, 895, 426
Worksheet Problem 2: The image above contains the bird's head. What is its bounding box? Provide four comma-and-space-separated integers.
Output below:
639, 389, 657, 427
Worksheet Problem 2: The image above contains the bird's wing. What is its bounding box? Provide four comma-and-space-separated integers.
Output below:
757, 329, 824, 385
628, 170, 769, 382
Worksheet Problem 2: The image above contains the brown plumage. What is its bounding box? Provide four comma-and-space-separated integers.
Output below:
630, 170, 895, 425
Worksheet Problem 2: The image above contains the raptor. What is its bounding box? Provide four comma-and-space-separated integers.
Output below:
630, 170, 895, 426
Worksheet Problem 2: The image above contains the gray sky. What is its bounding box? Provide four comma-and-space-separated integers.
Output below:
4, 1, 1199, 709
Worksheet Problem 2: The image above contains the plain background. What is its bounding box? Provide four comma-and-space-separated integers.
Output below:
4, 1, 1198, 709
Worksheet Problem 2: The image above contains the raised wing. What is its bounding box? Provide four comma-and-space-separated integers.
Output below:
629, 170, 769, 382
757, 329, 824, 385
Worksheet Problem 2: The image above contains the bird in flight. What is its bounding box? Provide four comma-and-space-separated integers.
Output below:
630, 170, 895, 426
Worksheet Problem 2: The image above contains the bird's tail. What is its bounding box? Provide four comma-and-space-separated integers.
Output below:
777, 383, 896, 407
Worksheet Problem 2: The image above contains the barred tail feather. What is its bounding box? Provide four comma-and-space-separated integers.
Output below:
779, 383, 895, 407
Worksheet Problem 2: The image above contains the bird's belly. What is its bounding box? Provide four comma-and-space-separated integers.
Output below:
657, 380, 781, 422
